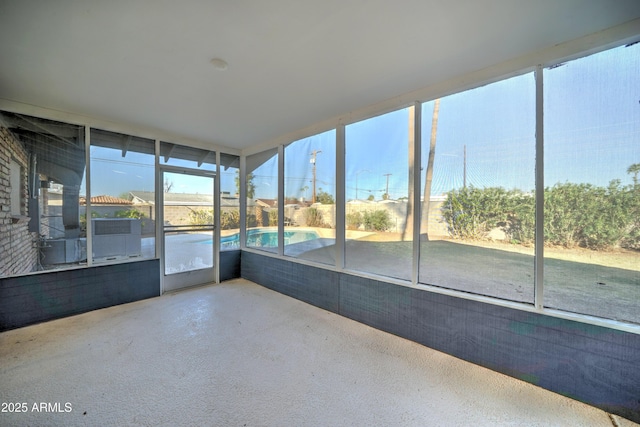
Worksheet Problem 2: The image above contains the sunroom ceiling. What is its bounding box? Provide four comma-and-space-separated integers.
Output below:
1, 1, 640, 152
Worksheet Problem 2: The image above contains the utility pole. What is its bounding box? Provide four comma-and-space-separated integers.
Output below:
463, 144, 467, 189
310, 150, 322, 203
383, 173, 392, 199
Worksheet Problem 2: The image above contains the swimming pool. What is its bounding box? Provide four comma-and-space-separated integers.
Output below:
212, 229, 320, 249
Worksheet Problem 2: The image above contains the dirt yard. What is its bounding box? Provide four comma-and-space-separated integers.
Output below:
358, 231, 639, 271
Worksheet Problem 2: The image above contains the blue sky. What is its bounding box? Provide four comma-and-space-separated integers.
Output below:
83, 43, 639, 201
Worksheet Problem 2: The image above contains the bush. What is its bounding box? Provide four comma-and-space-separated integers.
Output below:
507, 195, 535, 245
114, 209, 146, 220
440, 179, 640, 250
304, 207, 324, 227
442, 186, 525, 240
544, 181, 636, 249
221, 210, 240, 230
188, 209, 213, 225
363, 210, 391, 232
268, 209, 278, 226
346, 211, 363, 230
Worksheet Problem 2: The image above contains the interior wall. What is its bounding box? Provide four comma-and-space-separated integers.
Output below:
241, 251, 640, 423
220, 250, 241, 282
0, 259, 160, 331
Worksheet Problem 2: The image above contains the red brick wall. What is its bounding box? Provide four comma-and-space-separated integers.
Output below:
0, 127, 39, 276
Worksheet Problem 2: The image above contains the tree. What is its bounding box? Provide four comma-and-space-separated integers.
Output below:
367, 194, 375, 201
300, 185, 309, 201
235, 170, 255, 199
164, 178, 174, 193
315, 188, 334, 204
402, 105, 417, 241
628, 163, 640, 186
420, 98, 440, 240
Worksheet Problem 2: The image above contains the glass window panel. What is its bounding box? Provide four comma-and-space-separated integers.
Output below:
0, 111, 86, 276
220, 154, 240, 251
245, 149, 279, 252
284, 130, 336, 264
419, 73, 536, 303
162, 171, 214, 274
543, 44, 640, 324
345, 108, 412, 280
89, 129, 156, 263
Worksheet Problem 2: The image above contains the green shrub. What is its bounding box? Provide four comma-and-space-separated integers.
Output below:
188, 209, 213, 225
114, 209, 147, 228
507, 195, 535, 245
440, 178, 640, 250
544, 181, 636, 249
114, 209, 146, 220
363, 210, 391, 232
221, 210, 240, 230
315, 189, 334, 204
442, 186, 523, 240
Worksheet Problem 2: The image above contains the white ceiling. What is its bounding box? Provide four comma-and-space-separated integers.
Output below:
1, 1, 640, 152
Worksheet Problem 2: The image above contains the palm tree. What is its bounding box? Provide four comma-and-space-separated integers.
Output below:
235, 170, 255, 199
402, 105, 416, 241
420, 98, 440, 240
628, 163, 640, 186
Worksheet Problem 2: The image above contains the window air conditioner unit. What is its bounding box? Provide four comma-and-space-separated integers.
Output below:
91, 218, 142, 260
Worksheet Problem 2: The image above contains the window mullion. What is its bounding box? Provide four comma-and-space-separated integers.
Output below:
534, 65, 544, 310
277, 145, 284, 256
411, 102, 422, 286
336, 125, 346, 270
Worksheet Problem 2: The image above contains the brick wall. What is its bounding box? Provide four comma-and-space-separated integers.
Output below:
0, 127, 39, 276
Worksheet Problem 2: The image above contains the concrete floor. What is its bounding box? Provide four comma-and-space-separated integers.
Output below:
0, 279, 637, 427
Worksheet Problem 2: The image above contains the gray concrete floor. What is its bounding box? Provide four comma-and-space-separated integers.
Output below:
0, 279, 637, 427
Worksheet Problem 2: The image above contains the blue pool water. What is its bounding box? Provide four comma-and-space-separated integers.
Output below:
202, 229, 320, 248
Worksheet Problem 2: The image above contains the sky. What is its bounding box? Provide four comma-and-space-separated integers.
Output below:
254, 43, 639, 201
81, 43, 639, 201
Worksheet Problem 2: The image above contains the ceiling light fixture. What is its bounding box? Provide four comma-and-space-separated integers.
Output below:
210, 58, 228, 71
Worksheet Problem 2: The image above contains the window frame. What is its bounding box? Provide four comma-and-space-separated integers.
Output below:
239, 39, 640, 333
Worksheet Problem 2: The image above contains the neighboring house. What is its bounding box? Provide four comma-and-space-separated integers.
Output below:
255, 198, 277, 209
80, 195, 134, 219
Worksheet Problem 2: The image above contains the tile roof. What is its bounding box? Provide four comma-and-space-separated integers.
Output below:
80, 195, 132, 205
